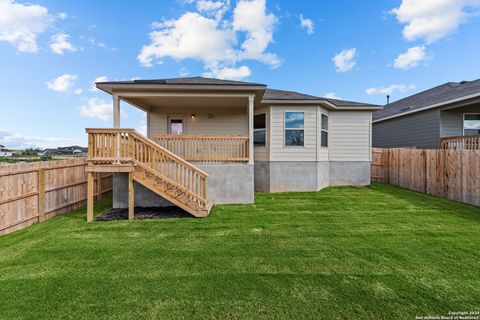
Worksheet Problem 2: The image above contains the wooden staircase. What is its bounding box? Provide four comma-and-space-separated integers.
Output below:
86, 128, 212, 218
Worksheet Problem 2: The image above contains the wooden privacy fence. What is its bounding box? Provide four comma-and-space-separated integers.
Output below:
372, 148, 480, 206
0, 159, 112, 236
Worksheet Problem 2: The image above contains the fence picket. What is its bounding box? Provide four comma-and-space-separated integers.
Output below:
372, 148, 480, 207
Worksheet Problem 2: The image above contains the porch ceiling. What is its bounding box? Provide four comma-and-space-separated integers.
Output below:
124, 95, 250, 111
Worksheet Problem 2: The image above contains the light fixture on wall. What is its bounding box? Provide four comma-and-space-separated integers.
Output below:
191, 114, 196, 120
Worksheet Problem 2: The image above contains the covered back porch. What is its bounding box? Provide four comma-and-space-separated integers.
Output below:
108, 88, 260, 164
85, 78, 265, 221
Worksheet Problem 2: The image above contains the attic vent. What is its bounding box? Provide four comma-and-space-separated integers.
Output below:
401, 106, 413, 111
459, 80, 469, 85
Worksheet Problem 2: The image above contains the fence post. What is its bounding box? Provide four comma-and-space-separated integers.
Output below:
87, 171, 94, 222
38, 168, 46, 222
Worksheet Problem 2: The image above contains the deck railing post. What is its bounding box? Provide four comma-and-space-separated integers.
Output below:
248, 96, 254, 165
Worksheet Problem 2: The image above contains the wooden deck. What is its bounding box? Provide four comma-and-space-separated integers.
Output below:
86, 129, 211, 220
441, 134, 480, 150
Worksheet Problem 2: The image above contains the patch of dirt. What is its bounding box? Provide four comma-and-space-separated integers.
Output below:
96, 206, 192, 221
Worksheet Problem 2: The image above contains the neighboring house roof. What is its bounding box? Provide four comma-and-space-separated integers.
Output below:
373, 79, 480, 122
263, 88, 381, 109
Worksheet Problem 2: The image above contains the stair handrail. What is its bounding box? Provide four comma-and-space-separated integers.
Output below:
86, 128, 208, 177
86, 128, 208, 204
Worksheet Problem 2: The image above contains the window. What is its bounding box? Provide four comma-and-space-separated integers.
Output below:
321, 114, 328, 147
285, 111, 304, 146
464, 114, 480, 135
254, 113, 266, 147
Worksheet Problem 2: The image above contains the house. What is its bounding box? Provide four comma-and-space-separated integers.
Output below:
39, 146, 88, 156
373, 79, 480, 149
58, 146, 88, 154
86, 77, 381, 220
0, 145, 13, 157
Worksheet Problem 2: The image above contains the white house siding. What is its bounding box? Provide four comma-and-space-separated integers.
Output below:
269, 106, 318, 161
254, 106, 269, 161
329, 111, 372, 162
317, 107, 329, 161
148, 106, 247, 136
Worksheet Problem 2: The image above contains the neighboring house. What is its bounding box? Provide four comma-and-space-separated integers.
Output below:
58, 146, 88, 154
373, 79, 480, 149
0, 145, 13, 157
39, 146, 88, 155
86, 77, 381, 219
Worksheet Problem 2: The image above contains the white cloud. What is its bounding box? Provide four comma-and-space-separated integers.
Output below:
393, 46, 430, 69
324, 92, 342, 99
88, 37, 116, 51
203, 65, 251, 80
57, 12, 67, 20
300, 14, 314, 34
136, 121, 147, 136
138, 0, 279, 76
79, 98, 127, 122
89, 76, 108, 91
232, 0, 279, 67
46, 74, 80, 93
366, 84, 416, 95
333, 48, 357, 72
0, 0, 53, 53
0, 129, 84, 149
196, 0, 230, 20
391, 0, 480, 43
79, 98, 113, 121
49, 33, 77, 55
138, 12, 236, 68
179, 68, 190, 76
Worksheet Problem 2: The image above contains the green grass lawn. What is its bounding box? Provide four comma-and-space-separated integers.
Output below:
0, 184, 479, 319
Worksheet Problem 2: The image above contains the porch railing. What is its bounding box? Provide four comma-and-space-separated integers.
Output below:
441, 134, 480, 150
86, 129, 208, 206
153, 134, 249, 163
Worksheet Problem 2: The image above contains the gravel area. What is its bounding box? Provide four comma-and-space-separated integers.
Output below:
96, 206, 192, 221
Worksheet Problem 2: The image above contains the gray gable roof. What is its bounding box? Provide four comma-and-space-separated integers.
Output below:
99, 76, 266, 87
263, 88, 380, 108
373, 79, 480, 121
97, 77, 379, 109
263, 88, 322, 100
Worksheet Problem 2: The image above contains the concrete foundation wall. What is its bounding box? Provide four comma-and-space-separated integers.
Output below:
196, 163, 254, 205
113, 173, 172, 209
254, 161, 270, 192
329, 161, 371, 186
113, 164, 254, 208
254, 160, 369, 192
269, 161, 319, 192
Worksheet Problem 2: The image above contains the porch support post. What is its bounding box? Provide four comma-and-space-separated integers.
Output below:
113, 95, 121, 161
113, 95, 120, 128
87, 171, 94, 222
248, 95, 254, 165
128, 172, 134, 220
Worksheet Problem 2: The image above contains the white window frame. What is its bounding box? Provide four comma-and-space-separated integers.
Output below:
463, 113, 480, 136
321, 113, 328, 148
254, 113, 267, 147
284, 110, 305, 147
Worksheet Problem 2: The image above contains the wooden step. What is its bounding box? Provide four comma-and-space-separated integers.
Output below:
133, 171, 212, 218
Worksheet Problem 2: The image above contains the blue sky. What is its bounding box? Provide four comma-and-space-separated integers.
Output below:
1, 0, 480, 148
